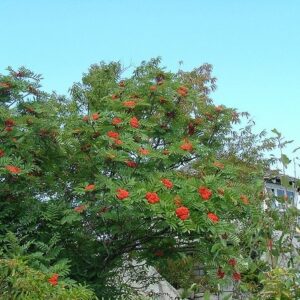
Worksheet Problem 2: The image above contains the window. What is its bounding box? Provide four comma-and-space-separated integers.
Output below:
287, 191, 294, 200
277, 189, 285, 197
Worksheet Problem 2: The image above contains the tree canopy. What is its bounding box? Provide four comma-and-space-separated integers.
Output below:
0, 58, 299, 299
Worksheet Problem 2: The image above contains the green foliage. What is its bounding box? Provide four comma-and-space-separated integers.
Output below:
0, 232, 97, 300
258, 268, 300, 300
0, 258, 97, 300
0, 60, 299, 298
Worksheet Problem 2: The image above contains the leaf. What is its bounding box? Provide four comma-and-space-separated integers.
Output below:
280, 154, 291, 167
204, 290, 211, 300
293, 146, 300, 153
281, 175, 290, 188
282, 140, 294, 146
211, 243, 220, 253
61, 213, 82, 224
271, 128, 281, 137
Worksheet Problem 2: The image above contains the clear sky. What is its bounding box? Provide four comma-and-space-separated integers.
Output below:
1, 0, 299, 175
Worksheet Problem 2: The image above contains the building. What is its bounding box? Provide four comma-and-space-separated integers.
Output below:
264, 174, 300, 212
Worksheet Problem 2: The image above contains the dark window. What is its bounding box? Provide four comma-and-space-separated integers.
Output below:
277, 189, 285, 197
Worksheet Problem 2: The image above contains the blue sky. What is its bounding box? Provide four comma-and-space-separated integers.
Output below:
1, 0, 299, 175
